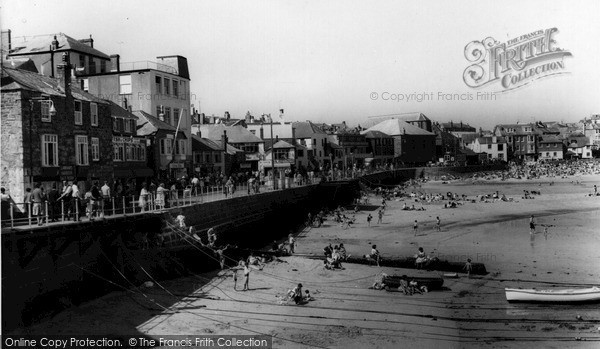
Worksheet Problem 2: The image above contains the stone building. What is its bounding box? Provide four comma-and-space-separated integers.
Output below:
1, 62, 113, 206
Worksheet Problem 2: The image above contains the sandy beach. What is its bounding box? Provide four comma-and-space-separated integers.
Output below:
14, 175, 600, 348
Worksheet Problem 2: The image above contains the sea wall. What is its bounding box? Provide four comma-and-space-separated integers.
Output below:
1, 182, 359, 330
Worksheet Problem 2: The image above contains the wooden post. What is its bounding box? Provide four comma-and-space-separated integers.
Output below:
75, 199, 79, 222
112, 197, 115, 216
45, 201, 49, 225
10, 203, 14, 228
61, 199, 65, 222
28, 202, 32, 227
122, 196, 127, 216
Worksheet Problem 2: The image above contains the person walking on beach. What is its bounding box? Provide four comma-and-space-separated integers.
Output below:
367, 213, 372, 227
464, 258, 472, 278
288, 233, 296, 254
529, 215, 536, 234
241, 261, 250, 291
377, 209, 383, 224
413, 220, 418, 236
435, 216, 441, 232
215, 244, 230, 270
369, 244, 380, 267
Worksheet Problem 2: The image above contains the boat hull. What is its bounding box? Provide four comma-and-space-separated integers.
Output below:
505, 287, 600, 303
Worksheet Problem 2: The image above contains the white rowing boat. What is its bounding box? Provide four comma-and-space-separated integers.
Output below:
505, 287, 600, 303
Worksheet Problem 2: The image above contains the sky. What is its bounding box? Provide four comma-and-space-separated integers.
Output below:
1, 0, 599, 129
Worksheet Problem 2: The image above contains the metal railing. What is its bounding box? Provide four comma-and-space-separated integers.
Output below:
0, 177, 327, 230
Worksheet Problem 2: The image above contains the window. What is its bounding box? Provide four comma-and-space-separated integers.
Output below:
130, 119, 136, 132
160, 139, 172, 155
173, 79, 178, 97
516, 145, 520, 151
553, 152, 557, 156
164, 78, 170, 95
164, 107, 171, 125
91, 137, 100, 161
113, 139, 124, 161
214, 154, 221, 163
497, 144, 503, 151
88, 56, 95, 73
75, 136, 89, 165
90, 103, 98, 126
173, 108, 180, 127
100, 60, 106, 73
175, 139, 186, 155
82, 78, 89, 92
180, 80, 185, 97
546, 152, 550, 156
74, 100, 82, 125
487, 144, 492, 149
124, 118, 131, 133
113, 118, 118, 131
205, 154, 210, 163
119, 75, 132, 94
79, 55, 85, 69
156, 106, 162, 118
126, 143, 133, 161
297, 149, 304, 157
155, 76, 162, 94
41, 134, 58, 167
41, 101, 51, 122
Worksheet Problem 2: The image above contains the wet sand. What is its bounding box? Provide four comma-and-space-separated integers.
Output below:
13, 175, 600, 348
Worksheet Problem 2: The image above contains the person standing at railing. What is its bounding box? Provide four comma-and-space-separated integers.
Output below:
225, 177, 234, 198
31, 183, 45, 226
46, 183, 59, 222
23, 187, 32, 218
1, 187, 14, 225
58, 181, 72, 220
139, 183, 149, 212
101, 181, 111, 216
71, 181, 82, 221
155, 183, 166, 209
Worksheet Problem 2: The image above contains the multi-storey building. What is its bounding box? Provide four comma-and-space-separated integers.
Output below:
582, 115, 600, 150
1, 63, 113, 206
292, 121, 329, 170
193, 124, 264, 173
362, 130, 395, 166
326, 131, 370, 169
108, 101, 152, 184
467, 136, 508, 161
537, 135, 565, 160
365, 118, 436, 165
134, 111, 188, 179
83, 55, 192, 176
494, 123, 540, 161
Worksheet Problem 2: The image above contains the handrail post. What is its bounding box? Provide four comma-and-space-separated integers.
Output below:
45, 201, 49, 225
28, 202, 32, 227
10, 203, 14, 228
61, 199, 65, 222
75, 199, 79, 222
122, 196, 127, 216
131, 195, 136, 213
112, 197, 115, 216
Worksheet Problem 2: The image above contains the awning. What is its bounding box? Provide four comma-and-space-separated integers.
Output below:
114, 169, 134, 178
133, 168, 154, 177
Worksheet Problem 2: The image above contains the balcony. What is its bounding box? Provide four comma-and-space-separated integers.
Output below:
119, 61, 178, 75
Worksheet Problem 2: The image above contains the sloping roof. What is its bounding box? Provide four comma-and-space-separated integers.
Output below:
192, 135, 222, 152
213, 140, 244, 155
365, 118, 435, 136
9, 33, 110, 59
293, 121, 326, 138
272, 140, 294, 149
476, 136, 507, 144
108, 100, 137, 120
441, 122, 476, 132
133, 110, 186, 137
539, 135, 562, 143
1, 66, 107, 104
362, 130, 393, 138
461, 133, 478, 144
197, 124, 263, 143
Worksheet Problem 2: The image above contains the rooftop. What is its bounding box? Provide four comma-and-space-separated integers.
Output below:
9, 33, 110, 59
364, 118, 435, 136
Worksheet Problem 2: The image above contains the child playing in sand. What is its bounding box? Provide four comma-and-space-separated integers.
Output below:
377, 209, 383, 224
464, 258, 472, 278
369, 245, 380, 267
304, 289, 314, 301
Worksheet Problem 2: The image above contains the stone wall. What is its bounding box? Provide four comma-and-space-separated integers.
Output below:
1, 90, 26, 204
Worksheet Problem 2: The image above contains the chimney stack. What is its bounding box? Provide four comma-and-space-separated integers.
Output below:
52, 35, 59, 50
122, 98, 128, 110
79, 35, 94, 48
225, 111, 230, 120
245, 111, 251, 124
110, 54, 120, 72
56, 52, 72, 99
260, 126, 264, 139
221, 130, 228, 151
